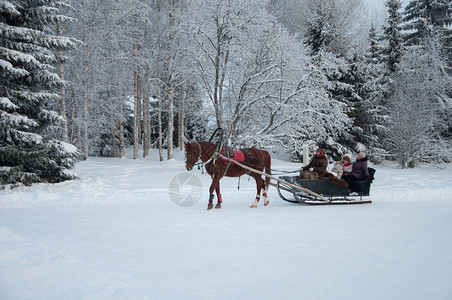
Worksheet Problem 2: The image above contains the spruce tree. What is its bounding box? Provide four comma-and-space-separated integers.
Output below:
403, 0, 452, 44
0, 0, 80, 188
357, 25, 388, 162
344, 53, 386, 162
382, 0, 405, 73
403, 0, 452, 67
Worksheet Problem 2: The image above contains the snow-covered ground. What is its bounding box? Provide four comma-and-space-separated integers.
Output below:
1, 149, 452, 300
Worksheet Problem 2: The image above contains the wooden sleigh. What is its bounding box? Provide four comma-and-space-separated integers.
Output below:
276, 168, 376, 205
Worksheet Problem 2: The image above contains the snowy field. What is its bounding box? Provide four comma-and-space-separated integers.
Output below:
1, 149, 452, 300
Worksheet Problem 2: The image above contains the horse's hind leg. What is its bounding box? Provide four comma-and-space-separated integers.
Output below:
262, 173, 270, 206
251, 177, 265, 208
263, 188, 269, 206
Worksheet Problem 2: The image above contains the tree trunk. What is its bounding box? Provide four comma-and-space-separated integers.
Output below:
82, 44, 89, 160
157, 0, 164, 161
166, 0, 177, 160
133, 68, 140, 159
178, 83, 185, 150
57, 21, 68, 143
143, 66, 151, 157
70, 85, 75, 144
118, 72, 125, 158
133, 12, 139, 160
167, 75, 174, 159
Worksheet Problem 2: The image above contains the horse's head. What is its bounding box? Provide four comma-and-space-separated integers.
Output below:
184, 142, 201, 171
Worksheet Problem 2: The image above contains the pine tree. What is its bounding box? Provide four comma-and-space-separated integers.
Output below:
343, 53, 387, 162
301, 0, 358, 158
304, 0, 335, 57
403, 0, 452, 67
0, 0, 80, 188
403, 0, 452, 43
367, 25, 383, 65
382, 0, 405, 73
310, 51, 354, 159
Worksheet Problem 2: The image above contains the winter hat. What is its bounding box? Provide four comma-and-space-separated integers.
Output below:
315, 147, 325, 157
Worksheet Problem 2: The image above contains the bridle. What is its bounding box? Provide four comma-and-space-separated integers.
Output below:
185, 142, 203, 169
186, 142, 218, 169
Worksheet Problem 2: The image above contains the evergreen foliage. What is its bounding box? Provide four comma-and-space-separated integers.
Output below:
382, 0, 405, 73
403, 0, 452, 45
343, 53, 385, 161
0, 0, 80, 188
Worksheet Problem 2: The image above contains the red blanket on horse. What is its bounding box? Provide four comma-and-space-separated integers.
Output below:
220, 149, 245, 163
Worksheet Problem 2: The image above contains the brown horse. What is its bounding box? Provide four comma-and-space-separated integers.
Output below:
184, 141, 272, 209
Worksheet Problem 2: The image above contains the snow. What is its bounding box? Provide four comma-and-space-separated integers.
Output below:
0, 110, 38, 128
60, 141, 78, 154
0, 58, 29, 77
1, 148, 452, 300
0, 97, 18, 110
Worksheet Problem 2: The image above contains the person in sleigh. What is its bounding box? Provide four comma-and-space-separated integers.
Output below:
299, 147, 349, 187
299, 147, 328, 179
343, 152, 370, 190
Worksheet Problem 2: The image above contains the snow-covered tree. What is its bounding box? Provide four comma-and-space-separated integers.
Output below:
403, 0, 452, 73
382, 0, 405, 73
64, 0, 136, 158
183, 0, 352, 159
271, 0, 368, 58
384, 34, 452, 167
341, 53, 385, 159
0, 0, 80, 188
361, 25, 388, 162
367, 24, 384, 65
403, 0, 452, 45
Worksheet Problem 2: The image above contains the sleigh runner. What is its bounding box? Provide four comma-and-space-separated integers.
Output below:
276, 168, 375, 205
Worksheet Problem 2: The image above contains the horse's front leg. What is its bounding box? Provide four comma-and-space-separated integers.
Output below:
214, 187, 222, 209
212, 173, 223, 208
208, 193, 214, 210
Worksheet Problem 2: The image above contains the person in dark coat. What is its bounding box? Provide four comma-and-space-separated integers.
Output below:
343, 152, 370, 190
299, 147, 349, 187
299, 148, 328, 179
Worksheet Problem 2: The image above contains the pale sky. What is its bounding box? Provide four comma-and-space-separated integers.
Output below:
365, 0, 410, 13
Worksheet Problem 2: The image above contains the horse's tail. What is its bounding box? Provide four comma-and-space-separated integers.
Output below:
263, 150, 271, 190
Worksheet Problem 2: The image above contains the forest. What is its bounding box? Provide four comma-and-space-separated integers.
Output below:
1, 0, 452, 187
